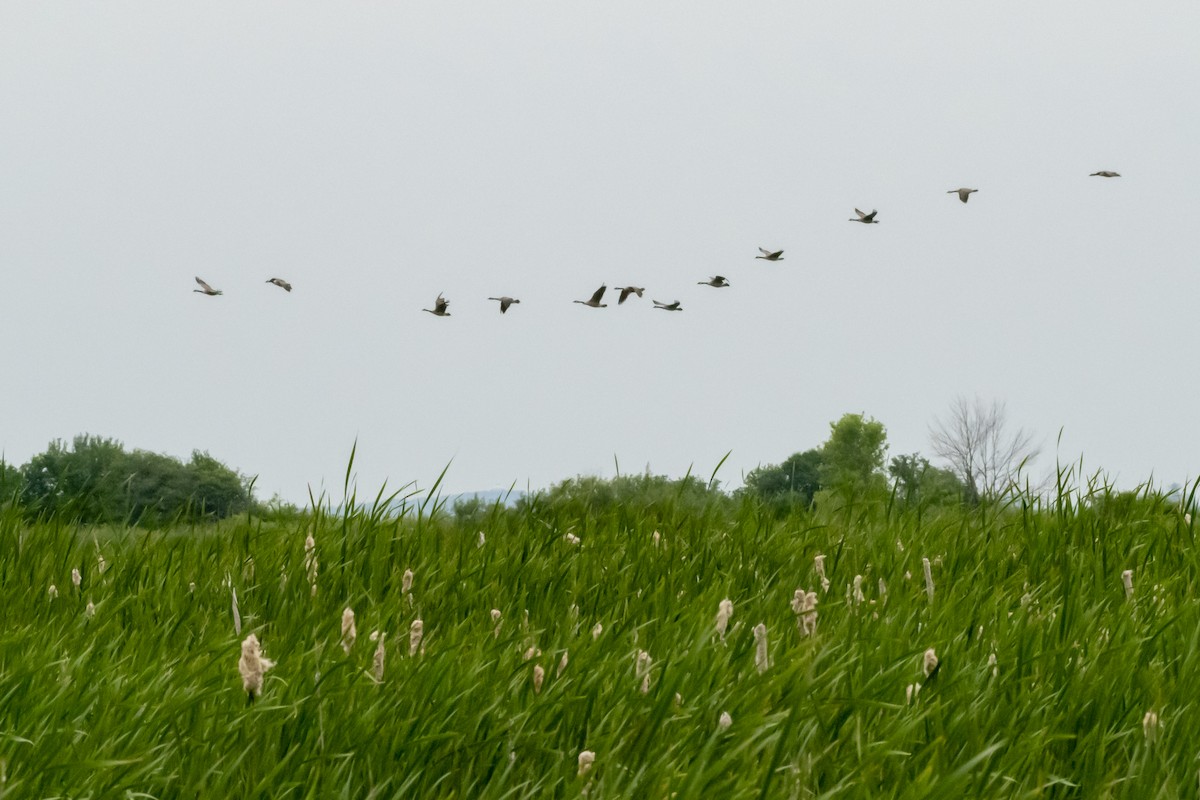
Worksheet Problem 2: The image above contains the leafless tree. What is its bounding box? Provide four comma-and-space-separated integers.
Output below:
929, 397, 1039, 503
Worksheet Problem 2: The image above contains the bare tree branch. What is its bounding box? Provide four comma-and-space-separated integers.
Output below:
929, 397, 1038, 502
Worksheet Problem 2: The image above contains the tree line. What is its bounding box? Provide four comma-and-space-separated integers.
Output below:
1, 435, 252, 525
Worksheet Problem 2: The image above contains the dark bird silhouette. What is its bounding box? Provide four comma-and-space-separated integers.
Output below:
193, 277, 222, 296
614, 286, 644, 304
423, 294, 450, 316
574, 285, 608, 308
488, 296, 520, 313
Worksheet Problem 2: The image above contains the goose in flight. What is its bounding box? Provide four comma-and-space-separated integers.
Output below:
266, 278, 292, 292
614, 286, 644, 304
947, 188, 977, 203
193, 277, 222, 296
574, 285, 608, 308
423, 294, 450, 317
653, 300, 682, 311
698, 276, 730, 288
1090, 171, 1121, 178
756, 248, 784, 261
849, 208, 879, 224
488, 296, 520, 313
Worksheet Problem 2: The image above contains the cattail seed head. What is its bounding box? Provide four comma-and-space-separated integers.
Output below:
715, 598, 733, 641
577, 750, 595, 777
905, 683, 920, 705
718, 711, 732, 731
238, 634, 275, 700
84, 600, 95, 618
1122, 569, 1134, 600
852, 575, 865, 605
922, 557, 934, 601
48, 584, 58, 600
402, 569, 414, 594
923, 647, 938, 677
532, 664, 545, 694
592, 622, 603, 640
491, 608, 502, 638
372, 632, 386, 682
304, 531, 318, 596
558, 650, 569, 677
409, 619, 424, 656
477, 530, 486, 548
71, 569, 81, 588
1143, 711, 1160, 743
792, 589, 819, 636
341, 607, 357, 654
814, 554, 830, 592
636, 650, 652, 694
753, 623, 769, 673
96, 555, 107, 574
564, 533, 581, 546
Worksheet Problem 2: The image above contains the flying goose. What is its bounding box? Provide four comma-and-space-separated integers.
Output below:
488, 296, 520, 313
947, 188, 977, 203
193, 277, 222, 296
849, 208, 879, 224
698, 276, 730, 288
756, 248, 784, 261
574, 285, 608, 308
266, 278, 292, 292
1090, 171, 1121, 178
653, 300, 682, 311
423, 294, 450, 316
614, 286, 644, 304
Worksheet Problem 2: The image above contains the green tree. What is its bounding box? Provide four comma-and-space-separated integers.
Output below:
743, 448, 824, 507
888, 452, 965, 507
19, 436, 251, 524
820, 413, 888, 494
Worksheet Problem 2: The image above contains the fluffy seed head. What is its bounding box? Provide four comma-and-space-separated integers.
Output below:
372, 633, 386, 682
533, 664, 545, 694
923, 647, 939, 677
238, 634, 275, 699
341, 607, 357, 654
48, 584, 58, 600
577, 750, 595, 777
71, 568, 82, 588
402, 569, 414, 594
715, 598, 733, 640
409, 619, 424, 656
1122, 569, 1134, 600
753, 623, 769, 673
718, 711, 732, 731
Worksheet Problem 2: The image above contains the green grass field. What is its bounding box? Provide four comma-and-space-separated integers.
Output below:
1, 470, 1197, 799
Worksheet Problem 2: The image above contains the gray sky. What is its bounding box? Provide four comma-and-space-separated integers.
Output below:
3, 3, 1198, 502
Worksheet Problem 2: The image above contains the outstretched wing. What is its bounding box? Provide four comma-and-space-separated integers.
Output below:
195, 276, 216, 292
854, 208, 867, 219
589, 285, 607, 305
500, 298, 512, 313
618, 287, 634, 304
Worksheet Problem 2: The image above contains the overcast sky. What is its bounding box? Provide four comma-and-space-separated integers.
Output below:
3, 3, 1198, 502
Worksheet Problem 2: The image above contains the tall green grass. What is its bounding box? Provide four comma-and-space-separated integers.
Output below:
0, 464, 1197, 798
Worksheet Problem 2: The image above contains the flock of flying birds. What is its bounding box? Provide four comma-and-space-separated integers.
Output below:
192, 172, 1122, 316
